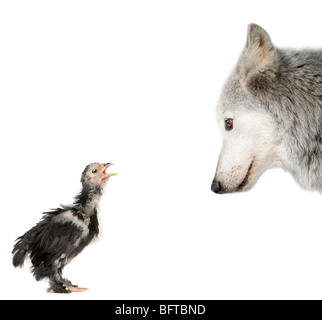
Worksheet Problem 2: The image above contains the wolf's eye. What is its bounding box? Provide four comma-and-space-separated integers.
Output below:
225, 119, 233, 131
92, 169, 98, 174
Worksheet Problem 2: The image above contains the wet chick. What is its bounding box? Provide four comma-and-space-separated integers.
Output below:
12, 162, 116, 293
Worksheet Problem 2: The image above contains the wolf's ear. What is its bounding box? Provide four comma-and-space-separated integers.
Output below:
245, 24, 275, 66
240, 24, 279, 90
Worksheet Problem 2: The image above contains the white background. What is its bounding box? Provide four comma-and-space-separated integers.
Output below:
1, 0, 321, 300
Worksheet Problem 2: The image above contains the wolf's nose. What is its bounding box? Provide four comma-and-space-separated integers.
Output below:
211, 180, 222, 194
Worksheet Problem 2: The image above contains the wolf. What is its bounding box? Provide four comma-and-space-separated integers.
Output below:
211, 24, 322, 194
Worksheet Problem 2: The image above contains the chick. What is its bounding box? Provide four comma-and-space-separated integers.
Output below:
12, 162, 116, 293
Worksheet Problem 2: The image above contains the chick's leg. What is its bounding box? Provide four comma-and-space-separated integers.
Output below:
47, 269, 72, 293
57, 267, 88, 292
58, 267, 75, 287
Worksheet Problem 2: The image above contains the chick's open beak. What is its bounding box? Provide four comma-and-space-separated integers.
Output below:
102, 163, 117, 181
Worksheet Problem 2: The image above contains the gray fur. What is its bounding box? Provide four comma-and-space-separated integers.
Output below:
212, 24, 322, 193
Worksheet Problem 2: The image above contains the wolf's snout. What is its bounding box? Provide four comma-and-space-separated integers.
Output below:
211, 179, 222, 194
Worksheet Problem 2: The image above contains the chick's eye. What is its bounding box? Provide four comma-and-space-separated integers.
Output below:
92, 169, 97, 174
225, 119, 233, 131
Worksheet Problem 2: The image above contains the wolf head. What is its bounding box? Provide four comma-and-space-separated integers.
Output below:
211, 24, 283, 194
212, 23, 322, 194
